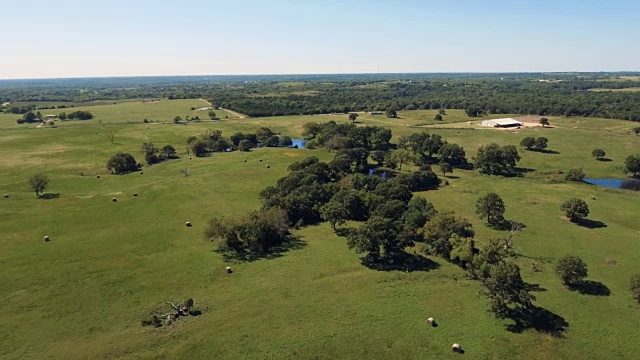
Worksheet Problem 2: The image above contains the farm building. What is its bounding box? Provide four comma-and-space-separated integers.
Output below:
481, 118, 522, 128
368, 111, 384, 115
44, 115, 57, 119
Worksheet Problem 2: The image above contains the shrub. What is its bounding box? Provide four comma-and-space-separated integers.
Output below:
555, 255, 588, 286
565, 168, 585, 182
591, 148, 606, 160
561, 198, 589, 222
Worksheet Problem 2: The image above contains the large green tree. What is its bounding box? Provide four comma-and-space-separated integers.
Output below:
423, 213, 474, 259
555, 255, 588, 286
106, 153, 139, 174
624, 153, 640, 177
475, 143, 521, 175
561, 198, 589, 222
476, 193, 506, 227
482, 261, 535, 318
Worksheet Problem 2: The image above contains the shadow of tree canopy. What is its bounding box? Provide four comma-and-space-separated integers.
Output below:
505, 306, 569, 338
596, 158, 613, 162
524, 283, 547, 293
214, 235, 306, 262
576, 219, 607, 229
39, 193, 60, 199
361, 252, 440, 272
569, 280, 611, 296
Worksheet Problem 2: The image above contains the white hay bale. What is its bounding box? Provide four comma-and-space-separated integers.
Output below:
133, 193, 138, 197
452, 343, 461, 352
266, 165, 270, 168
112, 198, 117, 202
591, 196, 596, 200
3, 194, 8, 198
259, 159, 263, 162
96, 175, 100, 179
427, 317, 435, 326
243, 159, 247, 163
44, 235, 50, 242
185, 221, 192, 227
226, 266, 233, 274
189, 156, 192, 160
139, 171, 144, 174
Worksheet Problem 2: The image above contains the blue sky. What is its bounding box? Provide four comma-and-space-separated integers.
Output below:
0, 0, 639, 79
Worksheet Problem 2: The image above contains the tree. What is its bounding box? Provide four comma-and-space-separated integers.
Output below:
173, 116, 182, 123
438, 109, 446, 115
370, 150, 386, 166
632, 127, 640, 136
434, 113, 443, 121
630, 274, 640, 304
280, 136, 293, 147
58, 112, 67, 121
591, 148, 606, 160
348, 113, 358, 123
475, 143, 521, 176
565, 168, 586, 181
476, 193, 506, 226
106, 130, 116, 144
385, 108, 397, 118
539, 117, 550, 127
106, 153, 139, 174
624, 153, 640, 177
390, 149, 414, 171
439, 162, 452, 177
35, 111, 43, 121
555, 255, 588, 286
482, 261, 535, 318
438, 143, 467, 167
520, 136, 536, 150
324, 135, 349, 152
423, 213, 475, 259
238, 139, 253, 151
190, 140, 208, 157
161, 145, 177, 158
23, 111, 36, 123
320, 201, 349, 230
561, 198, 589, 222
208, 110, 217, 120
302, 122, 322, 139
534, 137, 548, 150
29, 173, 49, 197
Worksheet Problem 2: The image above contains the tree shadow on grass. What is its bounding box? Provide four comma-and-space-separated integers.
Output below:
505, 306, 569, 338
539, 149, 560, 155
214, 234, 307, 262
39, 193, 60, 199
524, 282, 547, 293
490, 219, 526, 231
596, 158, 613, 162
569, 280, 610, 296
444, 175, 461, 179
576, 219, 607, 229
361, 252, 440, 272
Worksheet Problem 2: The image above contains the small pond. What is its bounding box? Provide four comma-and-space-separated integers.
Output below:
368, 169, 393, 179
583, 178, 640, 191
291, 139, 309, 149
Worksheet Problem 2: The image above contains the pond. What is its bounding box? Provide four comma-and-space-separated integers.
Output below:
291, 139, 309, 149
583, 178, 640, 191
368, 169, 393, 179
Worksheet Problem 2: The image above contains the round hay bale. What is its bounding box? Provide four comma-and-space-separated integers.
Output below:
139, 171, 144, 175
44, 235, 50, 242
427, 317, 435, 326
452, 344, 461, 353
226, 266, 233, 274
96, 175, 100, 179
266, 165, 270, 168
591, 196, 596, 200
189, 156, 192, 160
112, 198, 117, 202
185, 222, 192, 227
259, 159, 263, 162
243, 159, 247, 163
3, 194, 9, 198
133, 193, 138, 197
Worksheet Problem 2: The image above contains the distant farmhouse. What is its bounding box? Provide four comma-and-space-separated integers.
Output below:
367, 111, 384, 115
481, 118, 522, 128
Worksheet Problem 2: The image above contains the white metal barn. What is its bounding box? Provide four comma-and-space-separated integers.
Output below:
481, 118, 522, 128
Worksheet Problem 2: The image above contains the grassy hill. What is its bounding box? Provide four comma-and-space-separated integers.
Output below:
1, 102, 639, 359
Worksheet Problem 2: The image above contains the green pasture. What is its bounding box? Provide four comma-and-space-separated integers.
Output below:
1, 101, 639, 359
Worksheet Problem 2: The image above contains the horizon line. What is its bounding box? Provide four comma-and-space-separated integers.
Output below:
2, 70, 640, 82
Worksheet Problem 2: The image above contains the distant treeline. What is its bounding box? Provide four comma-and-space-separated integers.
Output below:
2, 73, 640, 121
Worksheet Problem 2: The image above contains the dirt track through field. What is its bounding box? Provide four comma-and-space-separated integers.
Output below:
198, 99, 247, 119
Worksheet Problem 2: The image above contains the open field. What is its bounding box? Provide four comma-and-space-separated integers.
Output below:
588, 87, 640, 92
0, 99, 242, 127
1, 101, 640, 359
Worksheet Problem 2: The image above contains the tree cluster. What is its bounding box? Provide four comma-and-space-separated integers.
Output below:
66, 110, 93, 120
302, 121, 392, 153
141, 142, 178, 165
398, 131, 468, 167
519, 136, 549, 151
187, 129, 233, 157
475, 143, 521, 176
